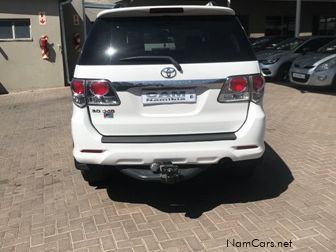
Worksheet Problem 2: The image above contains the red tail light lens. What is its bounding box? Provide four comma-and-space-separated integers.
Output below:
90, 81, 110, 96
71, 79, 86, 108
71, 79, 120, 107
229, 77, 248, 93
252, 75, 265, 91
71, 80, 84, 95
251, 74, 265, 103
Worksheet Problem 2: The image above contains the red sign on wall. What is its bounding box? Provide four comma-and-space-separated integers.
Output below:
39, 12, 47, 25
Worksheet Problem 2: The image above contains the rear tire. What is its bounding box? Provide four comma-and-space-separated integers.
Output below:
74, 159, 111, 186
276, 63, 291, 83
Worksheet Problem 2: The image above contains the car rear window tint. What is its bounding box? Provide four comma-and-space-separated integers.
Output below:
295, 37, 335, 53
273, 37, 307, 51
318, 39, 336, 54
79, 15, 255, 65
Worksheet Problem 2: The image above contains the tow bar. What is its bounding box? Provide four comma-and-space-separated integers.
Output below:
150, 161, 180, 184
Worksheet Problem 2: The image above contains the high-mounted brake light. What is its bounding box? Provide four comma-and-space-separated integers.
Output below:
150, 8, 184, 14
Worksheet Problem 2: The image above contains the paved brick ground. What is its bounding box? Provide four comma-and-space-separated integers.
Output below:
0, 83, 335, 252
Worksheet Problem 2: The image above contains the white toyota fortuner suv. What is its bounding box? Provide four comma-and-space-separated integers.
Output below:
71, 5, 266, 184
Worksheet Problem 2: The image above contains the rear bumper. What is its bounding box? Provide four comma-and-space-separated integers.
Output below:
72, 102, 265, 166
75, 157, 263, 183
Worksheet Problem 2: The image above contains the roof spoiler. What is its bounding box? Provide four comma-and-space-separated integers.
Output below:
86, 1, 233, 10
98, 1, 231, 9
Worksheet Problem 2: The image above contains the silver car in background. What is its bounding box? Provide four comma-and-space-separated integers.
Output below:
290, 39, 336, 89
257, 36, 335, 82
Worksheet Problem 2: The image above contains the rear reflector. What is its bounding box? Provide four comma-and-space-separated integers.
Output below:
233, 145, 258, 150
80, 149, 105, 153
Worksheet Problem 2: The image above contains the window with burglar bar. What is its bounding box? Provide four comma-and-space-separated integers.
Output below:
0, 19, 31, 40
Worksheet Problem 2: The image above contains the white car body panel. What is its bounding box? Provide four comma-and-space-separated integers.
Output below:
72, 102, 265, 165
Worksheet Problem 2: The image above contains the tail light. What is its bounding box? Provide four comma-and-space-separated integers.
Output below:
90, 81, 110, 96
229, 77, 248, 93
218, 74, 265, 103
251, 74, 265, 103
71, 80, 86, 108
72, 80, 85, 95
218, 76, 250, 103
70, 79, 120, 108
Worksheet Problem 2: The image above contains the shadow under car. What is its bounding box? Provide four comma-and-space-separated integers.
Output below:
95, 142, 293, 218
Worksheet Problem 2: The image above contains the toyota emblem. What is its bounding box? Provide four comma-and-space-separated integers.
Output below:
161, 67, 177, 79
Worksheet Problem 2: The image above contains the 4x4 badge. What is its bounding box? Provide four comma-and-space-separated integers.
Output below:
161, 67, 177, 79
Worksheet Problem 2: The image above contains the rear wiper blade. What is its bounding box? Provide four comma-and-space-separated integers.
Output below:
120, 56, 183, 73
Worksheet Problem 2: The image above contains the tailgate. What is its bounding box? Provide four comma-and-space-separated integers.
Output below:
76, 62, 259, 136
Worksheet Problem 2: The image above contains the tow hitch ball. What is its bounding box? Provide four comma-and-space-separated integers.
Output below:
150, 162, 180, 183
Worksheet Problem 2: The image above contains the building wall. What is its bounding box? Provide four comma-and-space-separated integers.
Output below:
63, 0, 86, 81
0, 0, 64, 93
83, 0, 336, 37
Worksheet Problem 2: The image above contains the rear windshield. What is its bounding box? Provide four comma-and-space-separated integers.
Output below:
78, 15, 255, 65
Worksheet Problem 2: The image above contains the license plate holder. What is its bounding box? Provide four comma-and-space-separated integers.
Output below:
142, 89, 197, 105
292, 72, 306, 79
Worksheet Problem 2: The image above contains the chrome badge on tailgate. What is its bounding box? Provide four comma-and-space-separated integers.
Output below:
142, 89, 197, 105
